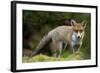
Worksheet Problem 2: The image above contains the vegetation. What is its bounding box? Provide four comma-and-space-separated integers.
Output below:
22, 10, 91, 63
22, 52, 84, 63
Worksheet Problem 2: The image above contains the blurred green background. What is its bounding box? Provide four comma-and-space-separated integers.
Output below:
22, 10, 91, 63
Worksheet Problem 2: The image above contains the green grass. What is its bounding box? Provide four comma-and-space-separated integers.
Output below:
22, 51, 85, 63
22, 54, 65, 63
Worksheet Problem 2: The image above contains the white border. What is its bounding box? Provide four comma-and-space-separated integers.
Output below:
16, 3, 96, 70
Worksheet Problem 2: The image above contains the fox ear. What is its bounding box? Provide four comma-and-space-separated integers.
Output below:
71, 19, 76, 26
81, 20, 87, 28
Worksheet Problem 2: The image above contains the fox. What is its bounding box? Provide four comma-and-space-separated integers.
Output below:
31, 19, 86, 58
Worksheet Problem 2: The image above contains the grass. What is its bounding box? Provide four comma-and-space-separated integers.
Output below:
22, 54, 65, 63
22, 51, 85, 63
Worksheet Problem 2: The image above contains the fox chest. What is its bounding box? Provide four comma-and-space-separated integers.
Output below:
71, 33, 82, 49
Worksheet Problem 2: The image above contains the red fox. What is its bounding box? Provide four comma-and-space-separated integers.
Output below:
31, 20, 86, 58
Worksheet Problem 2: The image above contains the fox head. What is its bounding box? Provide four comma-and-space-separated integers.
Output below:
71, 19, 87, 40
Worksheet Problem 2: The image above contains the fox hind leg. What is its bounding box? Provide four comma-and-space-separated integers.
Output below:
55, 41, 63, 58
52, 41, 63, 58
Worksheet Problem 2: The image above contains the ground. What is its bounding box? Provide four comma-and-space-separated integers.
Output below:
22, 51, 85, 63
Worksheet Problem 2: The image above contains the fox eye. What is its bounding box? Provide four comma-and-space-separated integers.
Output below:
74, 30, 78, 33
80, 30, 83, 32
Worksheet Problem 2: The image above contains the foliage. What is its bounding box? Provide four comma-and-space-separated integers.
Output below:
22, 52, 84, 63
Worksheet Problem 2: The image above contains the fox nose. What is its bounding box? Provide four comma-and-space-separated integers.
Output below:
77, 36, 81, 39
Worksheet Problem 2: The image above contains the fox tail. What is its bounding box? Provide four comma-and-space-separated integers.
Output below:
31, 33, 52, 56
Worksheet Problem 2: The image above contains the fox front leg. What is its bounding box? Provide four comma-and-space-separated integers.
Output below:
70, 46, 75, 54
75, 44, 81, 54
72, 44, 81, 54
